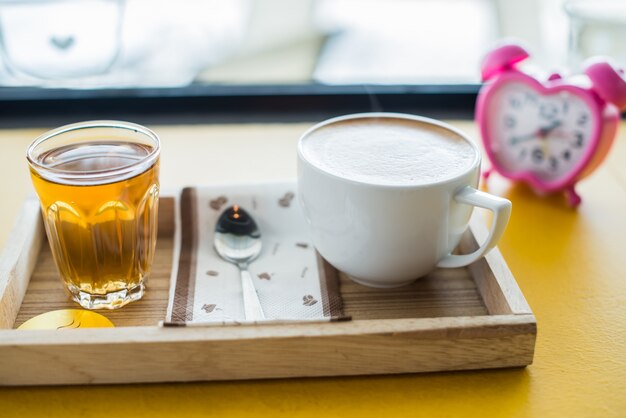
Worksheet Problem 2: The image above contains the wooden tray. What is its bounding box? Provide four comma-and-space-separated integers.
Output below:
0, 196, 536, 386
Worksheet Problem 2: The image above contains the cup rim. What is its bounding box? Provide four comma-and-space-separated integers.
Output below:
27, 120, 160, 185
297, 112, 481, 189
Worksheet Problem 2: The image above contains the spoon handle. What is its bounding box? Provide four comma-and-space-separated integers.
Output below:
240, 268, 265, 321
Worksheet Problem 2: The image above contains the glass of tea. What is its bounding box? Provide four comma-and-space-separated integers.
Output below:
27, 121, 160, 309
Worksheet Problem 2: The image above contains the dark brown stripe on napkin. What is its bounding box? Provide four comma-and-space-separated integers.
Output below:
171, 187, 198, 322
317, 253, 347, 319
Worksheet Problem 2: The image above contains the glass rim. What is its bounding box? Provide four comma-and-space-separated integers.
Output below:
27, 120, 160, 185
564, 0, 626, 21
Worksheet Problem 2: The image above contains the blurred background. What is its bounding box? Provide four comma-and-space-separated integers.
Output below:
0, 0, 623, 122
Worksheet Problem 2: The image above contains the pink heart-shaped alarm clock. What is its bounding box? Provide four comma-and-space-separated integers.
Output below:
476, 42, 626, 207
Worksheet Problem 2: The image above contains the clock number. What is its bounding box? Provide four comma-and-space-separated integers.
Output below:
550, 156, 558, 171
577, 113, 588, 126
563, 150, 571, 161
504, 115, 516, 129
525, 93, 538, 105
510, 97, 521, 109
519, 148, 527, 160
532, 148, 544, 163
574, 132, 584, 147
540, 103, 558, 120
562, 100, 569, 114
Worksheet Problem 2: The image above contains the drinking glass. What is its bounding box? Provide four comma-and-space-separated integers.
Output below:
27, 121, 160, 309
566, 0, 626, 70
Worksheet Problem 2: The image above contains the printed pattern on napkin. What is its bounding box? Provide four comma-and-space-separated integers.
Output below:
165, 182, 346, 325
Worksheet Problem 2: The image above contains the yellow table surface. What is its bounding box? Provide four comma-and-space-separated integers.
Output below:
0, 121, 625, 417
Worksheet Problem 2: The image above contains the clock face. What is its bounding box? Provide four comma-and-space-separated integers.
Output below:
486, 81, 596, 183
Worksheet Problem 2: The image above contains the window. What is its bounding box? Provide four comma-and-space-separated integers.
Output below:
0, 0, 616, 123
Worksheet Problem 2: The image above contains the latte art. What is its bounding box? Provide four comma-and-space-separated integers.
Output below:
300, 117, 476, 185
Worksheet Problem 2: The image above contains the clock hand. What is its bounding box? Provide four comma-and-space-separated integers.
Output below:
538, 120, 562, 137
510, 121, 563, 145
510, 132, 538, 145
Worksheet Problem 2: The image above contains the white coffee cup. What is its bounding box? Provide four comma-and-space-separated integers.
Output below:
297, 113, 511, 288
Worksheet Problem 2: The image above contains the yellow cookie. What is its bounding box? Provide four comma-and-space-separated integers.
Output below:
17, 309, 114, 330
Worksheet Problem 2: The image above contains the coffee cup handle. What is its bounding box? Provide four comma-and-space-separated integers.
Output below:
436, 186, 511, 269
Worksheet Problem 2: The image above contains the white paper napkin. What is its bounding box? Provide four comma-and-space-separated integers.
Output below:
163, 181, 348, 326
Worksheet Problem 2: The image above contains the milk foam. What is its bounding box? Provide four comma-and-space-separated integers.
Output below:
301, 117, 476, 185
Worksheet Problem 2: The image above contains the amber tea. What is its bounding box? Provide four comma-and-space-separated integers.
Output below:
27, 122, 160, 309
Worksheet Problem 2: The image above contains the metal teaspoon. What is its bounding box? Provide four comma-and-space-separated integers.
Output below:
214, 205, 265, 321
